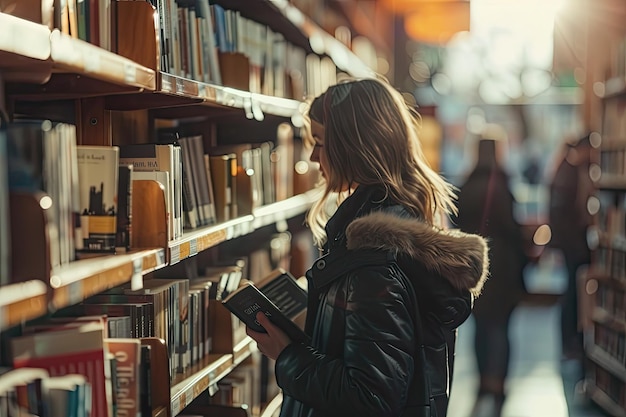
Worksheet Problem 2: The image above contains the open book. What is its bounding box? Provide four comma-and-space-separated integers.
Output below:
222, 270, 309, 344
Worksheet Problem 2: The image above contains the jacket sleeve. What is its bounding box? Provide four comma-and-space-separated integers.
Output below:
274, 266, 416, 417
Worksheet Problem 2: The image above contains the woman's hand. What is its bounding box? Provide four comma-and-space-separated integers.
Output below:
246, 312, 292, 360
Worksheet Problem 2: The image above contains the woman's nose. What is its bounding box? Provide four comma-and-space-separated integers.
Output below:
310, 147, 320, 163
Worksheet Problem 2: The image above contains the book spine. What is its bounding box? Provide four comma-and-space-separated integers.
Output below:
178, 140, 200, 229
116, 164, 133, 252
105, 340, 140, 417
139, 345, 152, 417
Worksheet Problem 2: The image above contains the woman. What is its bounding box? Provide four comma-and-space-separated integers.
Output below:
247, 77, 489, 417
454, 128, 528, 416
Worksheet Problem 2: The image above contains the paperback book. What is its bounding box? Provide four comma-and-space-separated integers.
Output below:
222, 270, 308, 344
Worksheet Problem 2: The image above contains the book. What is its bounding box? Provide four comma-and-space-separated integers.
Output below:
221, 279, 308, 344
10, 321, 112, 417
7, 120, 80, 267
178, 136, 203, 227
209, 153, 237, 222
119, 143, 182, 239
104, 338, 141, 417
214, 144, 262, 216
115, 164, 132, 252
76, 145, 120, 253
45, 374, 90, 417
188, 135, 216, 224
0, 367, 49, 417
189, 280, 213, 356
139, 345, 152, 417
195, 0, 221, 84
256, 268, 307, 320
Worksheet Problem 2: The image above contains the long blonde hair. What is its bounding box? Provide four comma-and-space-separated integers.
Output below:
303, 77, 457, 247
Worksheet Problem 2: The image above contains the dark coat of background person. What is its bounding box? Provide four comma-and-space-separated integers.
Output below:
453, 136, 527, 415
548, 134, 593, 360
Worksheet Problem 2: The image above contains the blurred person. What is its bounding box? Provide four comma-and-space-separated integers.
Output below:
548, 134, 594, 362
245, 77, 489, 417
454, 125, 528, 417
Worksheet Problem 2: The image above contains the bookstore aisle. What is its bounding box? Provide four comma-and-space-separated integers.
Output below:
448, 300, 607, 417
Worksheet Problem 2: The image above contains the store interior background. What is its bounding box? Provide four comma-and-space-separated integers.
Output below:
298, 0, 625, 416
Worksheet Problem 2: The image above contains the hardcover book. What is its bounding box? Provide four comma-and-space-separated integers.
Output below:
76, 145, 120, 253
104, 338, 141, 417
209, 153, 237, 223
222, 272, 308, 344
10, 321, 112, 417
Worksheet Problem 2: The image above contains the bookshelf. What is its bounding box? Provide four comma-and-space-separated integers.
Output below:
580, 54, 626, 414
0, 1, 372, 416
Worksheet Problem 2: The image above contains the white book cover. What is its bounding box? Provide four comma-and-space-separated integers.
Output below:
76, 146, 119, 252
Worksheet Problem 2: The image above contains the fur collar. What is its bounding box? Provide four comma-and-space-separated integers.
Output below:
346, 211, 489, 296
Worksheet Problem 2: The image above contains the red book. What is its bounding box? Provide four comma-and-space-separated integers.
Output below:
11, 321, 113, 417
105, 338, 141, 417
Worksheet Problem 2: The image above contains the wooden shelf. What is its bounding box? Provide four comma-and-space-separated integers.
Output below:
597, 175, 626, 191
587, 344, 626, 383
587, 382, 626, 417
252, 189, 318, 229
49, 248, 166, 310
170, 337, 254, 416
168, 216, 253, 265
0, 13, 52, 83
0, 280, 48, 331
1, 13, 156, 96
592, 307, 626, 332
160, 72, 201, 98
214, 85, 302, 120
158, 72, 302, 119
50, 30, 156, 91
105, 71, 304, 119
169, 192, 316, 264
603, 77, 626, 100
0, 13, 50, 60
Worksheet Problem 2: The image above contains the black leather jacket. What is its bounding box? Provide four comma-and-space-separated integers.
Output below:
275, 186, 488, 417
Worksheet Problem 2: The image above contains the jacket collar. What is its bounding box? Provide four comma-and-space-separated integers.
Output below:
316, 185, 488, 297
346, 210, 488, 296
324, 185, 388, 253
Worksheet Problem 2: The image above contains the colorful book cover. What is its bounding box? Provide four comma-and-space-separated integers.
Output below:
11, 322, 111, 417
